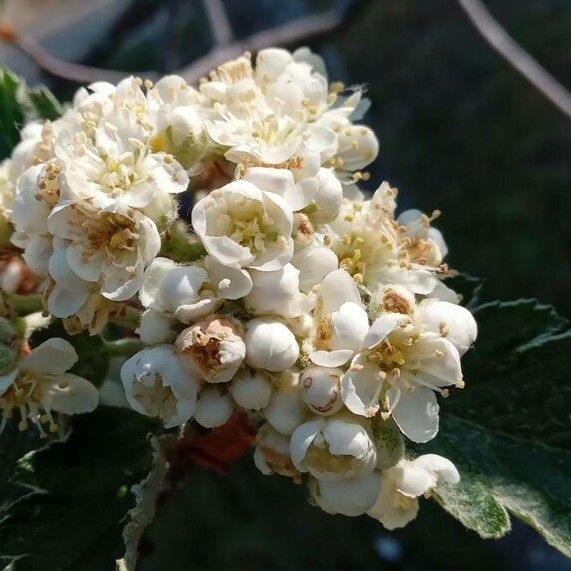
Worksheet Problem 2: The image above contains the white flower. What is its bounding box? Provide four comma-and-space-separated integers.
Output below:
194, 385, 234, 428
245, 318, 299, 372
299, 365, 343, 416
245, 263, 315, 318
10, 122, 54, 176
417, 299, 477, 356
341, 312, 463, 443
192, 179, 294, 271
368, 284, 416, 318
203, 50, 336, 170
397, 209, 448, 261
296, 167, 343, 224
0, 338, 98, 434
203, 255, 253, 299
310, 269, 369, 367
229, 369, 272, 410
242, 167, 305, 212
139, 257, 220, 323
57, 129, 188, 218
47, 201, 160, 304
11, 165, 52, 276
335, 124, 379, 173
290, 416, 377, 481
0, 159, 15, 224
264, 372, 305, 435
121, 345, 199, 428
368, 454, 459, 529
176, 315, 246, 383
290, 243, 338, 292
312, 473, 380, 516
254, 423, 300, 481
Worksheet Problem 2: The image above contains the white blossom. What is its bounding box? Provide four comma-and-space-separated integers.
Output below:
140, 257, 220, 323
312, 473, 380, 516
310, 269, 369, 367
254, 423, 300, 480
341, 312, 464, 442
368, 454, 459, 529
47, 201, 160, 304
417, 299, 477, 356
176, 315, 246, 383
290, 416, 377, 480
192, 179, 294, 271
264, 372, 306, 435
0, 338, 98, 434
245, 263, 315, 318
121, 345, 199, 428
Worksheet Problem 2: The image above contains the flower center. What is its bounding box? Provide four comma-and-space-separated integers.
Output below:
0, 372, 59, 436
132, 375, 177, 422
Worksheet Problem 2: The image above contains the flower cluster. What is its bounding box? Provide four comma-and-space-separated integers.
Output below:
0, 48, 477, 529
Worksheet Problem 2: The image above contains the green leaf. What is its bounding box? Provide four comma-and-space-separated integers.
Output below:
0, 407, 157, 570
445, 273, 485, 309
26, 88, 62, 122
0, 425, 45, 513
29, 320, 111, 388
416, 300, 571, 557
0, 69, 62, 159
0, 70, 25, 158
462, 299, 568, 383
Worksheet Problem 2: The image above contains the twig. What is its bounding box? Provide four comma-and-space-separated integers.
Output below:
179, 11, 342, 83
201, 0, 233, 47
0, 24, 151, 84
458, 0, 571, 118
0, 0, 373, 86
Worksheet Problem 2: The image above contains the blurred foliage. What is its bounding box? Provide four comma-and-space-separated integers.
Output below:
336, 0, 571, 318
0, 69, 61, 157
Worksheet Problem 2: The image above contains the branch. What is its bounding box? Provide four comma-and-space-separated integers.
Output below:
458, 0, 571, 119
116, 435, 170, 571
0, 0, 374, 86
0, 24, 150, 84
201, 0, 233, 47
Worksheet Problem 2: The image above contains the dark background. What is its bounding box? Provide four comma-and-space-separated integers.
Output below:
2, 0, 570, 569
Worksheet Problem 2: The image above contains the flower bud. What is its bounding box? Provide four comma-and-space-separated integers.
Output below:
137, 310, 177, 345
300, 365, 343, 416
245, 318, 299, 372
255, 48, 293, 84
230, 369, 272, 411
168, 106, 204, 147
264, 372, 305, 435
194, 386, 234, 428
176, 315, 246, 383
246, 264, 315, 318
310, 167, 343, 224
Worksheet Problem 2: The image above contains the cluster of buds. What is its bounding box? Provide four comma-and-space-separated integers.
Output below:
0, 48, 477, 529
